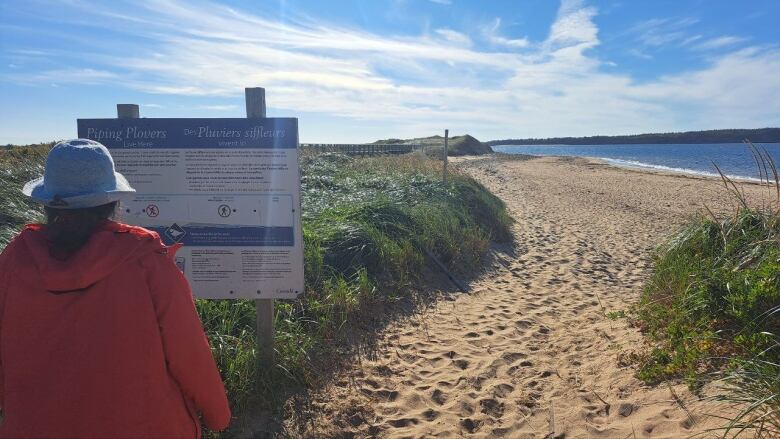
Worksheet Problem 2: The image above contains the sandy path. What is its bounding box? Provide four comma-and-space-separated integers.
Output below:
298, 155, 772, 439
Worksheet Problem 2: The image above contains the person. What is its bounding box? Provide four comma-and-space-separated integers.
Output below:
0, 139, 231, 438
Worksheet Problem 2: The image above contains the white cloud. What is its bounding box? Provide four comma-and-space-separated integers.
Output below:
629, 17, 699, 47
435, 28, 471, 45
195, 104, 239, 111
10, 49, 50, 56
5, 0, 778, 141
628, 48, 653, 60
18, 68, 120, 85
546, 0, 598, 50
428, 0, 452, 4
483, 18, 530, 48
681, 35, 703, 46
693, 35, 747, 50
627, 18, 748, 55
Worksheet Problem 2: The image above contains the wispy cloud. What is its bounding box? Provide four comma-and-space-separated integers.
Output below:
435, 28, 471, 46
9, 49, 50, 56
626, 16, 752, 58
428, 0, 452, 4
4, 0, 778, 140
629, 17, 699, 47
483, 18, 530, 48
18, 68, 120, 86
627, 48, 653, 60
693, 35, 747, 51
195, 104, 239, 111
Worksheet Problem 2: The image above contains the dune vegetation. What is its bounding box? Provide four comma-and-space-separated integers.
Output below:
373, 133, 493, 156
0, 144, 50, 246
636, 145, 779, 437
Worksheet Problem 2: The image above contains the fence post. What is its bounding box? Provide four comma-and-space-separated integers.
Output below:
245, 87, 276, 381
117, 104, 139, 119
443, 129, 449, 183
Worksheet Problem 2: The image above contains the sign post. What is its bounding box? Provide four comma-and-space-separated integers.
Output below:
117, 104, 139, 119
443, 129, 449, 183
79, 90, 303, 387
245, 87, 276, 371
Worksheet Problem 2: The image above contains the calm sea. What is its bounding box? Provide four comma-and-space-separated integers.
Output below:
492, 143, 780, 182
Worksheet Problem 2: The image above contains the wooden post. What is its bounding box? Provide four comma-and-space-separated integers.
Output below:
443, 129, 449, 183
245, 87, 276, 376
117, 104, 139, 119
245, 88, 266, 119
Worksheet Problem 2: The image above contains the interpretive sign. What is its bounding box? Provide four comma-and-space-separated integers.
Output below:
77, 118, 303, 299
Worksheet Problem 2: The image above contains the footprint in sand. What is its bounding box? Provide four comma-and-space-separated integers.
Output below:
492, 383, 514, 398
460, 418, 483, 434
431, 388, 448, 405
452, 359, 470, 370
479, 398, 505, 418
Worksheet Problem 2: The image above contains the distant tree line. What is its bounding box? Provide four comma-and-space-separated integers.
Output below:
486, 128, 780, 146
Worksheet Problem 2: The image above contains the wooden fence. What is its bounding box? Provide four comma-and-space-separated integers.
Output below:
301, 143, 422, 156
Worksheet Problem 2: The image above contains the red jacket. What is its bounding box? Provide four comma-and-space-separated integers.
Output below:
0, 221, 231, 438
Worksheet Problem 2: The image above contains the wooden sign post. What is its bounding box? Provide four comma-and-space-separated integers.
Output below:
117, 104, 139, 119
443, 129, 449, 183
244, 87, 276, 373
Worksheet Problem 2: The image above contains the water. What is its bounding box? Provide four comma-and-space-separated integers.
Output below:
492, 143, 780, 182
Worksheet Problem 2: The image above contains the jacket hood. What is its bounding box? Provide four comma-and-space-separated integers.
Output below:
18, 220, 168, 292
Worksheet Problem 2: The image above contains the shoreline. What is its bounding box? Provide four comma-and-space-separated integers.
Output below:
596, 157, 766, 183
491, 151, 775, 186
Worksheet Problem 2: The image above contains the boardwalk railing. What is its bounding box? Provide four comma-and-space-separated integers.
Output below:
301, 143, 422, 156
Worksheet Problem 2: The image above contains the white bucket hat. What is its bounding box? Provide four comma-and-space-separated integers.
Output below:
23, 139, 136, 209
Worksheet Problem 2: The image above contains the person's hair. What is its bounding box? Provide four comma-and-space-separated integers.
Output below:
44, 202, 118, 259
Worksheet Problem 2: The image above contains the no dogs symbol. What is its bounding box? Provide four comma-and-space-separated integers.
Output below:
218, 204, 232, 218
146, 204, 159, 217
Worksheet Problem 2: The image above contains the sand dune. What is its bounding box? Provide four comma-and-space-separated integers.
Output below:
295, 155, 771, 438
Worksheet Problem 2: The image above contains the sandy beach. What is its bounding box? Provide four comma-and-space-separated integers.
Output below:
293, 154, 774, 439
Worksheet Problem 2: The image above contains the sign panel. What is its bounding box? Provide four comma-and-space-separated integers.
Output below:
77, 118, 303, 299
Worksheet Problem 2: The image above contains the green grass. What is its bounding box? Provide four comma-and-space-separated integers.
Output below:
0, 145, 512, 429
0, 144, 49, 246
636, 207, 779, 386
635, 144, 779, 437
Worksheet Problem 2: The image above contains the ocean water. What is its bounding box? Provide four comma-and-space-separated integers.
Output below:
492, 143, 780, 181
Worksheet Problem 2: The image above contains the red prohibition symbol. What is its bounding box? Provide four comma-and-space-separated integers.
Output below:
146, 204, 160, 217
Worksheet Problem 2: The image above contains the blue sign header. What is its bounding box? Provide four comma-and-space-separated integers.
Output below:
77, 117, 298, 149
150, 225, 294, 247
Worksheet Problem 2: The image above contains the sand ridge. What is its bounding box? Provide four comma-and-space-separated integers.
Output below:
296, 155, 771, 438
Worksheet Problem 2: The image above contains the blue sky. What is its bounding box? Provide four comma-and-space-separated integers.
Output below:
1, 0, 779, 144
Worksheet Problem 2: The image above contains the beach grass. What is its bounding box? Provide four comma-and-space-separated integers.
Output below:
636, 144, 779, 436
0, 145, 512, 428
0, 144, 49, 247
711, 342, 780, 438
